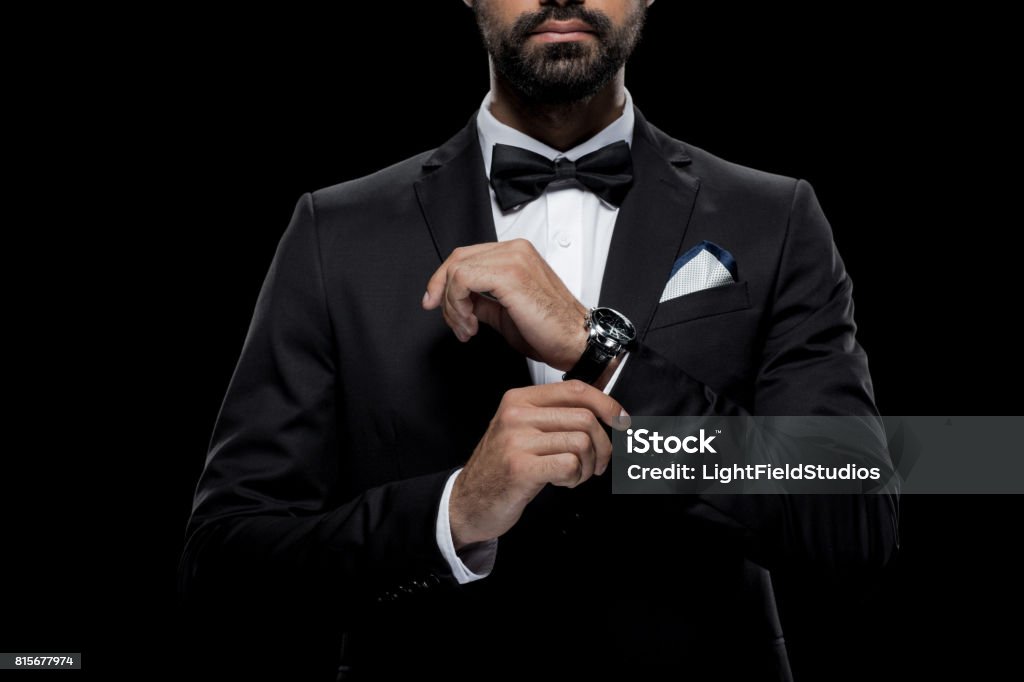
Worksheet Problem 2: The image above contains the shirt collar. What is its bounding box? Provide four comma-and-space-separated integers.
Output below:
476, 87, 636, 178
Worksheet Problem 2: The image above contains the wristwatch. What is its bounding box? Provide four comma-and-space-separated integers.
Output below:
563, 307, 637, 384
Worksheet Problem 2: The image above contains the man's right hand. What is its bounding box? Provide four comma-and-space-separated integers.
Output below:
449, 380, 630, 549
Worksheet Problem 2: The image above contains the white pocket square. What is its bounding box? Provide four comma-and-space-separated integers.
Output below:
660, 240, 737, 302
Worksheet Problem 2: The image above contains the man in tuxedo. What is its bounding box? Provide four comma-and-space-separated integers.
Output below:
179, 1, 899, 679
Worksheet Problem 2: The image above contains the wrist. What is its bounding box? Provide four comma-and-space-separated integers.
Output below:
558, 303, 590, 371
449, 473, 487, 551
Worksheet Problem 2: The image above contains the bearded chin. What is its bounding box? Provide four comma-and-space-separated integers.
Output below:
498, 41, 621, 105
475, 1, 646, 105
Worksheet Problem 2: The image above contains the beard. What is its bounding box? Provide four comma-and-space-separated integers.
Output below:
474, 1, 647, 105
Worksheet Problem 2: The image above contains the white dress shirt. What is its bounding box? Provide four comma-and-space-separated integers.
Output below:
435, 89, 637, 583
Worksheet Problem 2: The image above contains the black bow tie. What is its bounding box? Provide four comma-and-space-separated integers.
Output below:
488, 141, 634, 211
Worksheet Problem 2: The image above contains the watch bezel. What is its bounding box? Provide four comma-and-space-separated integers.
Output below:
562, 307, 636, 384
587, 307, 636, 350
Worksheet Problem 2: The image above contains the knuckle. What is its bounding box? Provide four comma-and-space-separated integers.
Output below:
566, 431, 589, 453
507, 253, 524, 274
573, 407, 598, 429
565, 379, 588, 396
511, 242, 535, 266
512, 264, 530, 286
501, 387, 522, 406
499, 405, 523, 426
563, 457, 583, 485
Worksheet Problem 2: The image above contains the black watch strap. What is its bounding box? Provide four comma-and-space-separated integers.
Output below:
563, 345, 617, 384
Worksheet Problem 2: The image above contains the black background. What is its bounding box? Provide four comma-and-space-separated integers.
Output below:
5, 3, 1021, 678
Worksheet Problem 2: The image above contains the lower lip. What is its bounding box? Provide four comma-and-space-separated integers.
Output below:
530, 31, 595, 43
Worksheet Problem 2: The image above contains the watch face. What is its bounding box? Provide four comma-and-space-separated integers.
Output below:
591, 307, 636, 344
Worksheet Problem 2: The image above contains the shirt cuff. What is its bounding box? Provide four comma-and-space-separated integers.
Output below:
602, 351, 630, 394
435, 468, 497, 584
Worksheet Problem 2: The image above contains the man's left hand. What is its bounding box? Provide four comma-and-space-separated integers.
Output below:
423, 238, 587, 371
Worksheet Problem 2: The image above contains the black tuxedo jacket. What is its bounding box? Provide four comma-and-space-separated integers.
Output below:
179, 107, 899, 681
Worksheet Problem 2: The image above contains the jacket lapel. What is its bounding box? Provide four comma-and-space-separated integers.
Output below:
598, 107, 701, 337
414, 113, 532, 390
414, 113, 499, 261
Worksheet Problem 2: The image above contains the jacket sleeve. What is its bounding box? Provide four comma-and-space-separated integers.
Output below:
609, 179, 900, 572
177, 192, 455, 621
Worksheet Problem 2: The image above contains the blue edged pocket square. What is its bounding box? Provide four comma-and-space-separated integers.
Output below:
660, 241, 737, 302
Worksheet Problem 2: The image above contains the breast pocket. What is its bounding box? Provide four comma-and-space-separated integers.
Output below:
647, 281, 751, 331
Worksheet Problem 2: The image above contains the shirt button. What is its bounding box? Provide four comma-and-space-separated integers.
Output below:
555, 231, 572, 248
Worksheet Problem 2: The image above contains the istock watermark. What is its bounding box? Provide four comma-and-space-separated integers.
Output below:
612, 416, 1024, 495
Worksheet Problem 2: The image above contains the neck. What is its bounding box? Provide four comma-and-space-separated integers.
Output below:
487, 67, 627, 152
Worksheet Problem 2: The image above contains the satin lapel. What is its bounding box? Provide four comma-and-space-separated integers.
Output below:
598, 108, 701, 338
414, 113, 500, 261
414, 112, 532, 389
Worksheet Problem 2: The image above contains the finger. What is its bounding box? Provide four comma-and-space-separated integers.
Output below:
521, 431, 598, 482
471, 294, 505, 330
443, 254, 526, 332
472, 296, 541, 359
506, 407, 611, 475
440, 270, 502, 340
435, 242, 531, 315
441, 296, 478, 341
442, 306, 470, 343
424, 263, 450, 311
423, 243, 504, 310
443, 263, 487, 335
519, 380, 631, 431
530, 452, 585, 488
